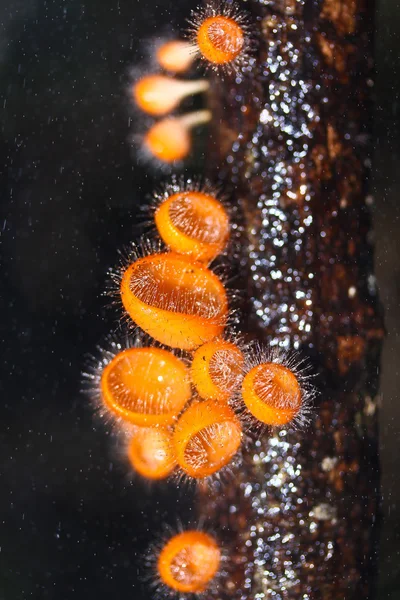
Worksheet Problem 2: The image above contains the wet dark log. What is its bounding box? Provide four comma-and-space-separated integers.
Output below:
200, 0, 384, 598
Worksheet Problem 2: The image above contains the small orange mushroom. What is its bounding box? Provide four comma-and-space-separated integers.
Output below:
133, 75, 209, 116
144, 110, 210, 163
191, 339, 244, 401
100, 347, 190, 426
156, 40, 196, 73
120, 252, 228, 350
157, 530, 220, 593
241, 362, 302, 426
197, 15, 245, 65
155, 190, 229, 262
127, 427, 176, 480
173, 398, 242, 478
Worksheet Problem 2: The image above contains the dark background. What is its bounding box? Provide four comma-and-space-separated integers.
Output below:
0, 0, 399, 598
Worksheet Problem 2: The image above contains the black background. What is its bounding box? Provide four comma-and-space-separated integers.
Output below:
0, 0, 399, 598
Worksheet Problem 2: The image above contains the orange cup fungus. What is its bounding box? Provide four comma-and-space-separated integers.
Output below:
127, 427, 176, 480
155, 190, 229, 262
134, 75, 209, 117
191, 339, 244, 401
157, 530, 220, 594
120, 252, 228, 350
144, 110, 210, 163
156, 40, 195, 74
173, 399, 242, 478
100, 347, 190, 426
241, 362, 302, 426
196, 15, 245, 66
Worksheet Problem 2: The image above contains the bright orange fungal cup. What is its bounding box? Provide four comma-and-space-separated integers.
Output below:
100, 347, 190, 426
173, 398, 242, 478
241, 362, 302, 426
157, 530, 220, 593
120, 252, 228, 350
156, 40, 195, 73
127, 426, 176, 480
155, 190, 229, 262
144, 111, 210, 163
134, 75, 209, 117
191, 339, 244, 401
197, 15, 244, 65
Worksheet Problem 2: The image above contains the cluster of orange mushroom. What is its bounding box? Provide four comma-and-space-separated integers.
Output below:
87, 5, 311, 596
133, 3, 251, 164
100, 185, 306, 483
88, 180, 308, 594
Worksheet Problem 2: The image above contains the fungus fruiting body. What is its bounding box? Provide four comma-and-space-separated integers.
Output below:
197, 15, 244, 65
100, 346, 190, 426
133, 75, 209, 116
156, 40, 195, 73
127, 427, 176, 480
120, 252, 228, 350
188, 3, 251, 72
191, 339, 244, 401
144, 111, 211, 163
173, 399, 242, 479
154, 189, 229, 262
241, 361, 302, 427
157, 530, 220, 593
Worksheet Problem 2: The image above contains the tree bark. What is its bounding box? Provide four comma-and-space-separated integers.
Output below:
200, 0, 384, 597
